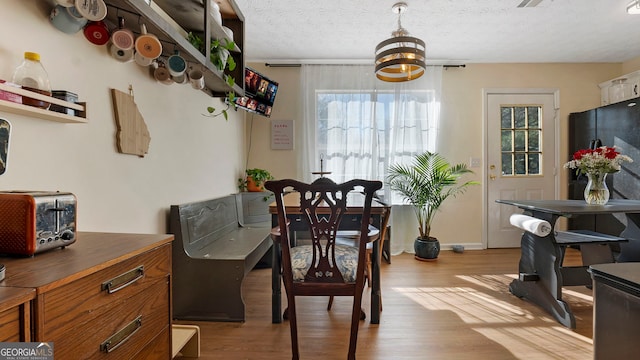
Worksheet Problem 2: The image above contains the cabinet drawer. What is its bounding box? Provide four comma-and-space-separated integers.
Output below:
132, 326, 170, 360
0, 287, 34, 342
48, 278, 169, 359
40, 244, 170, 338
0, 306, 21, 342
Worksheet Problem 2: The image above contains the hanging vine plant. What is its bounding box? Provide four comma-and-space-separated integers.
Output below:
187, 32, 238, 120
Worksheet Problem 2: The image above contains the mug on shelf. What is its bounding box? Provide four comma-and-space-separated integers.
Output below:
188, 68, 205, 90
135, 24, 162, 60
111, 16, 135, 51
55, 0, 75, 7
74, 0, 107, 22
50, 5, 87, 34
172, 73, 189, 85
134, 51, 154, 67
167, 50, 187, 77
109, 43, 134, 63
154, 60, 173, 85
83, 20, 110, 46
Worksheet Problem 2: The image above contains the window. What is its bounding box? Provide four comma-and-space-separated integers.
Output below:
500, 105, 542, 176
315, 90, 435, 184
301, 64, 442, 203
301, 65, 443, 254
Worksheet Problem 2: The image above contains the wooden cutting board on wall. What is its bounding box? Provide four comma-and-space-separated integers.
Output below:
110, 88, 151, 157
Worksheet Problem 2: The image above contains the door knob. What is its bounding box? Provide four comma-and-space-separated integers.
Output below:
490, 174, 496, 180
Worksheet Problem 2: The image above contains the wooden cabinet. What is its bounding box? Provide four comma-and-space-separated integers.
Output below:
0, 232, 173, 359
0, 287, 36, 342
598, 70, 640, 106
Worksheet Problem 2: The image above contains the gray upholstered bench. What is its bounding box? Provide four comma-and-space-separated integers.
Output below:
170, 193, 272, 322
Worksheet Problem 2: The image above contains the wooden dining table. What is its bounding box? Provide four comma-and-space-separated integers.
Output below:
269, 192, 390, 324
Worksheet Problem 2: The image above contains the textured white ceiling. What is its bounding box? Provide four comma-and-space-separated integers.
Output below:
233, 0, 640, 64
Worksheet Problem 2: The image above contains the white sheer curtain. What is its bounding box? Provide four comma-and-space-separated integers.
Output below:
300, 64, 443, 254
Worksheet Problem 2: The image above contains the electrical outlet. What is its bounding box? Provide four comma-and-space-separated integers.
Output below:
469, 157, 481, 168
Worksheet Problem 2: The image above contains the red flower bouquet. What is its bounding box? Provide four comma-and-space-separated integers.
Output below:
564, 146, 632, 176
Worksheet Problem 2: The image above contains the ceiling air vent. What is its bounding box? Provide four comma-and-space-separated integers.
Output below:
517, 0, 544, 8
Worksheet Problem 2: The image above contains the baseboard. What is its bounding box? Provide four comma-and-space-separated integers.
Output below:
440, 243, 485, 251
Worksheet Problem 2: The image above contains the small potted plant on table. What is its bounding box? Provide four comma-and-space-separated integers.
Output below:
238, 168, 274, 192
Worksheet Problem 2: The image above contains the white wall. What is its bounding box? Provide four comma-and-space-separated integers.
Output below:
0, 1, 247, 234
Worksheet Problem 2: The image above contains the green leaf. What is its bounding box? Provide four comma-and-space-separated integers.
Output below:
222, 39, 236, 50
387, 151, 478, 238
223, 75, 235, 87
186, 32, 204, 53
227, 56, 236, 71
206, 107, 215, 114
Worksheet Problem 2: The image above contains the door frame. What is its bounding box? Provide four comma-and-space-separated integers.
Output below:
481, 88, 561, 248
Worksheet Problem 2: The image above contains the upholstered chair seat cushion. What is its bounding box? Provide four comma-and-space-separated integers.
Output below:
289, 244, 359, 283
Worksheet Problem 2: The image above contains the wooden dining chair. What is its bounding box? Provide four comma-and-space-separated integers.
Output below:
336, 205, 390, 288
265, 177, 382, 360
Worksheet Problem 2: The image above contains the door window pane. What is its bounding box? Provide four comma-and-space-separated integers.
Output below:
528, 153, 541, 175
501, 153, 512, 175
514, 107, 526, 128
500, 105, 543, 176
528, 130, 541, 152
527, 107, 540, 127
515, 153, 526, 175
501, 130, 512, 151
501, 108, 512, 128
514, 130, 526, 151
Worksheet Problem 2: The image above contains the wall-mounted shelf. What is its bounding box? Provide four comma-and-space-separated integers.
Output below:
103, 0, 245, 98
0, 83, 87, 124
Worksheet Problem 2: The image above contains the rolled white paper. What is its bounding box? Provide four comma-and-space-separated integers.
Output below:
509, 214, 552, 237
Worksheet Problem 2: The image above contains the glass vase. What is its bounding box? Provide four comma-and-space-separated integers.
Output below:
584, 172, 610, 205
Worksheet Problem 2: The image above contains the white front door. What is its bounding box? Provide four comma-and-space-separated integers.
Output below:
485, 90, 559, 248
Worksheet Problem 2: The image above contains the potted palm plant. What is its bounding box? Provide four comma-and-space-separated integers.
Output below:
387, 152, 478, 261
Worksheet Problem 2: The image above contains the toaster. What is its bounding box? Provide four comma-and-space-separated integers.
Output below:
0, 191, 77, 256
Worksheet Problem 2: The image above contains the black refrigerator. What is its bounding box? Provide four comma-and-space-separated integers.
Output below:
568, 97, 640, 234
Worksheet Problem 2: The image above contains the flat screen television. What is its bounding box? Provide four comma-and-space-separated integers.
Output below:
232, 67, 279, 117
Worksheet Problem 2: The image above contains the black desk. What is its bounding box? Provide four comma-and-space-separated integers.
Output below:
497, 199, 640, 328
269, 192, 389, 324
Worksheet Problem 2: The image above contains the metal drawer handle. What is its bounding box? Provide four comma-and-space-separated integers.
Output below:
101, 265, 144, 294
100, 315, 142, 353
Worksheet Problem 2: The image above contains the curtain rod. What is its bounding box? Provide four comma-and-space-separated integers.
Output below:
265, 63, 302, 67
265, 63, 466, 68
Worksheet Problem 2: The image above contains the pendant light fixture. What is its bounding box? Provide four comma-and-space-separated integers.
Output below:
375, 2, 426, 82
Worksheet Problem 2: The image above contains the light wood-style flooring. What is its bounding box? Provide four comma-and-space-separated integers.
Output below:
175, 248, 594, 359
